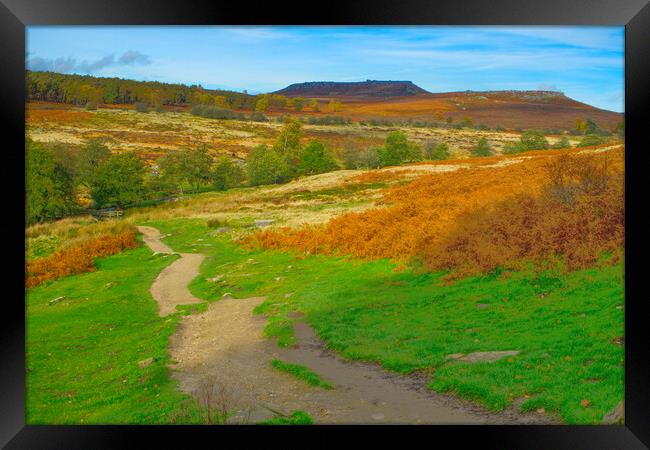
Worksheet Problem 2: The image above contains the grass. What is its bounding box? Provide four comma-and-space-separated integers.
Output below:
259, 410, 314, 425
271, 359, 333, 389
26, 241, 202, 424
145, 218, 624, 424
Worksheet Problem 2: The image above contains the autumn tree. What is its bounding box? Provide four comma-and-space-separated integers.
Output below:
309, 99, 320, 112
273, 116, 304, 174
574, 117, 587, 134
255, 96, 269, 112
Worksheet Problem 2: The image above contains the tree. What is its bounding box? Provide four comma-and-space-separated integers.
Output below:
183, 145, 213, 192
90, 152, 144, 208
26, 138, 76, 224
273, 117, 304, 174
574, 117, 587, 134
471, 137, 493, 157
378, 131, 410, 167
359, 148, 381, 169
309, 99, 320, 112
255, 96, 269, 112
211, 156, 243, 190
77, 138, 110, 187
328, 99, 342, 113
340, 138, 360, 169
246, 145, 291, 186
425, 141, 450, 160
298, 140, 338, 175
294, 96, 305, 112
585, 118, 599, 134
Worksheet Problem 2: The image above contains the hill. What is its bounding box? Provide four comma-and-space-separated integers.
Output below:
273, 80, 430, 98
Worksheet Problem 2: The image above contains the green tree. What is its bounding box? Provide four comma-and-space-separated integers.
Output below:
26, 138, 76, 224
298, 140, 338, 175
471, 137, 494, 157
246, 145, 291, 186
211, 156, 244, 190
273, 117, 304, 174
585, 118, 599, 134
77, 138, 110, 187
90, 152, 144, 208
378, 131, 411, 167
183, 145, 213, 192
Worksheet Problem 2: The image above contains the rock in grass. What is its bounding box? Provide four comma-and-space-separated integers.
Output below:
48, 296, 65, 306
138, 357, 155, 369
602, 400, 624, 424
254, 219, 274, 228
476, 303, 490, 309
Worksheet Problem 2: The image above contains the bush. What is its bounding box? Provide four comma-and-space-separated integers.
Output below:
470, 137, 493, 157
519, 130, 549, 151
191, 104, 244, 120
307, 115, 351, 126
249, 112, 268, 122
577, 134, 606, 147
552, 136, 571, 149
26, 230, 138, 288
85, 102, 97, 110
134, 102, 149, 113
155, 104, 165, 113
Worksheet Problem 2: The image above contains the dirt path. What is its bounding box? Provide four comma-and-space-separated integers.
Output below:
140, 225, 553, 424
169, 299, 554, 424
137, 226, 206, 316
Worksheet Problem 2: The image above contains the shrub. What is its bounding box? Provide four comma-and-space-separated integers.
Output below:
191, 105, 244, 120
552, 136, 571, 149
249, 112, 268, 122
470, 138, 493, 157
519, 130, 549, 151
134, 102, 149, 113
577, 134, 606, 147
155, 104, 165, 113
26, 230, 138, 288
85, 102, 97, 110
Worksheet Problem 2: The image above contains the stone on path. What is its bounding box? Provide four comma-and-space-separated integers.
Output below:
602, 400, 624, 424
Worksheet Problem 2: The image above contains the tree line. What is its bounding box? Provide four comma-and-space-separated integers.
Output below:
26, 117, 457, 224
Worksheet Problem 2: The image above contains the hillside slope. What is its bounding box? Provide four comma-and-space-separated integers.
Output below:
273, 80, 430, 98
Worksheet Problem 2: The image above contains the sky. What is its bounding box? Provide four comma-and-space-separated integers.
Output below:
26, 26, 624, 112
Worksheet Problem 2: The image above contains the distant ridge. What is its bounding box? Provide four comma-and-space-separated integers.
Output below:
273, 80, 430, 98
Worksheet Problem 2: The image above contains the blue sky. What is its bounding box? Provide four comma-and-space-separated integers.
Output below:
26, 26, 624, 112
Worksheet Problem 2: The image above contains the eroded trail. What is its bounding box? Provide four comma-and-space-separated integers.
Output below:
140, 226, 553, 424
138, 226, 206, 316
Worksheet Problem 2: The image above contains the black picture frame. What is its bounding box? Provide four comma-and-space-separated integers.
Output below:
2, 0, 648, 447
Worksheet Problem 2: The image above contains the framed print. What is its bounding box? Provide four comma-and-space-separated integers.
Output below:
2, 0, 648, 447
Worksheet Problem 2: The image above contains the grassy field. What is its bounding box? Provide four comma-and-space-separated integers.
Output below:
25, 242, 204, 424
140, 218, 623, 424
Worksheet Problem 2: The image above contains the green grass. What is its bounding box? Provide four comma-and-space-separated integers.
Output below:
26, 242, 202, 424
259, 410, 314, 425
145, 218, 624, 424
271, 359, 333, 389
